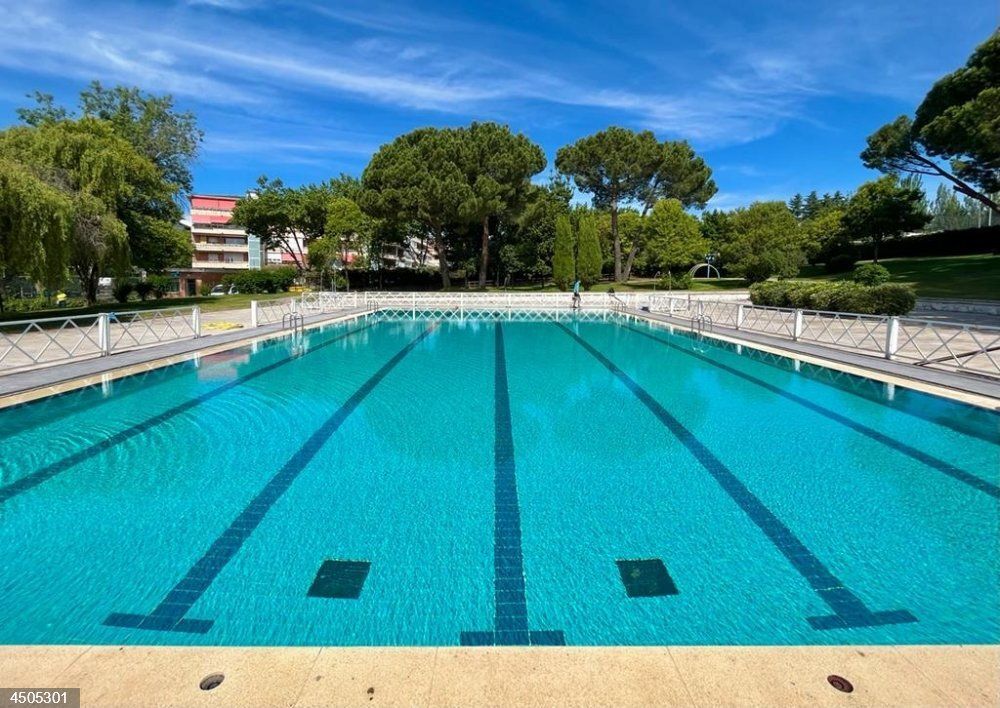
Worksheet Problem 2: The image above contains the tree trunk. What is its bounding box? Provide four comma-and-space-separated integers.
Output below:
478, 216, 489, 289
872, 234, 880, 264
435, 231, 450, 288
623, 243, 639, 282
74, 263, 99, 305
611, 203, 622, 282
909, 149, 1000, 213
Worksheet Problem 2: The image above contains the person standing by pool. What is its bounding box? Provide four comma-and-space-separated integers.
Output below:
572, 279, 581, 309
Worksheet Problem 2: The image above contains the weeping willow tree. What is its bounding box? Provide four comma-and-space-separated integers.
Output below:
0, 160, 72, 311
0, 118, 161, 303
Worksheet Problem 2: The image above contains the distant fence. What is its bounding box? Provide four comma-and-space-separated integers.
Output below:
643, 295, 1000, 378
4, 291, 997, 381
0, 307, 200, 372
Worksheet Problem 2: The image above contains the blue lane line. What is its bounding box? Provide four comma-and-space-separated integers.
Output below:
556, 323, 916, 631
0, 321, 376, 505
460, 323, 565, 646
104, 324, 436, 634
623, 322, 999, 499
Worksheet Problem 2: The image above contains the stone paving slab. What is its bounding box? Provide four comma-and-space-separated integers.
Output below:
0, 644, 995, 707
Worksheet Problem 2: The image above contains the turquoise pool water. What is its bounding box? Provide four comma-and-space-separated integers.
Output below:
0, 313, 997, 646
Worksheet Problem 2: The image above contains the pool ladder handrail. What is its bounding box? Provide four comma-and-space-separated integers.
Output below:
282, 311, 305, 336
691, 313, 713, 333
608, 293, 629, 314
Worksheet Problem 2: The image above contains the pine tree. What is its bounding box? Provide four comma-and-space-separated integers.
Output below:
788, 194, 804, 220
552, 214, 575, 290
576, 215, 602, 288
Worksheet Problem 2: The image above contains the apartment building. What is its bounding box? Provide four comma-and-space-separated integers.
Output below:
176, 194, 262, 295
174, 193, 437, 295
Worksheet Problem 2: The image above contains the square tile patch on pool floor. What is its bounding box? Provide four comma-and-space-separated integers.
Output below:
307, 560, 371, 599
616, 558, 678, 597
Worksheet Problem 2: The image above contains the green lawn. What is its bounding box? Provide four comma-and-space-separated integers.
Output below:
0, 292, 289, 323
4, 254, 994, 322
797, 254, 999, 301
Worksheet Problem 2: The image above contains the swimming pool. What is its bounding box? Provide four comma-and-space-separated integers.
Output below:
0, 313, 997, 646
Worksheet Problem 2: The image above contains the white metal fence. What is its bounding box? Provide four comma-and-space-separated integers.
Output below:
644, 295, 1000, 377
0, 307, 201, 372
4, 291, 998, 380
249, 297, 297, 327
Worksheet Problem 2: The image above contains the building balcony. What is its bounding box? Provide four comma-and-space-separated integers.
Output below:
191, 260, 249, 269
193, 242, 248, 252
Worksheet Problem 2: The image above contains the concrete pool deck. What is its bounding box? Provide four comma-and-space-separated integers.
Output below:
1, 644, 997, 706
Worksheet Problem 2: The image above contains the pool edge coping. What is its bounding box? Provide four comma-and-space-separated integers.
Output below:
1, 644, 996, 706
2, 305, 997, 412
0, 307, 372, 410
627, 308, 1000, 410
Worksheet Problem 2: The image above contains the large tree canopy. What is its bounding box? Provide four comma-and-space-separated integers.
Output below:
843, 176, 929, 262
643, 198, 707, 273
362, 123, 545, 288
0, 118, 163, 302
861, 32, 999, 212
0, 159, 72, 308
361, 127, 467, 287
232, 176, 364, 272
719, 201, 803, 283
19, 82, 203, 194
458, 122, 545, 287
555, 127, 716, 281
18, 82, 201, 272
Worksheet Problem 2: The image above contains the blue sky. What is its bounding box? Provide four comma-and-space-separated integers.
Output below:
0, 0, 994, 209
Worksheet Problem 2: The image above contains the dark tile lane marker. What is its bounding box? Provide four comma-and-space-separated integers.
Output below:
622, 322, 999, 499
460, 323, 565, 646
556, 322, 916, 631
0, 321, 377, 505
104, 324, 437, 634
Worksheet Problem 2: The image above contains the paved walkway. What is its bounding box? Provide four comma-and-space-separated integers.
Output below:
1, 644, 995, 707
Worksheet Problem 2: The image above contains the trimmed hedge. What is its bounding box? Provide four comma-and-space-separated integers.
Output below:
223, 266, 298, 294
749, 281, 916, 315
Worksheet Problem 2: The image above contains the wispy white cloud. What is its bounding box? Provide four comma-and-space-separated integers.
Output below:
0, 0, 990, 155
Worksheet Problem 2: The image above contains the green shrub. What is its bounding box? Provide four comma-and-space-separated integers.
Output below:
268, 266, 298, 291
147, 274, 174, 298
2, 296, 88, 313
749, 280, 915, 315
658, 271, 694, 290
134, 281, 154, 301
870, 283, 917, 316
851, 263, 891, 286
748, 280, 790, 307
199, 283, 214, 297
223, 267, 298, 294
112, 281, 134, 304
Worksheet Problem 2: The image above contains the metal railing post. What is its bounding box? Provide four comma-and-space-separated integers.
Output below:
884, 316, 900, 359
793, 309, 804, 341
250, 300, 259, 328
736, 303, 745, 330
192, 306, 201, 338
98, 313, 111, 356
290, 298, 298, 315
